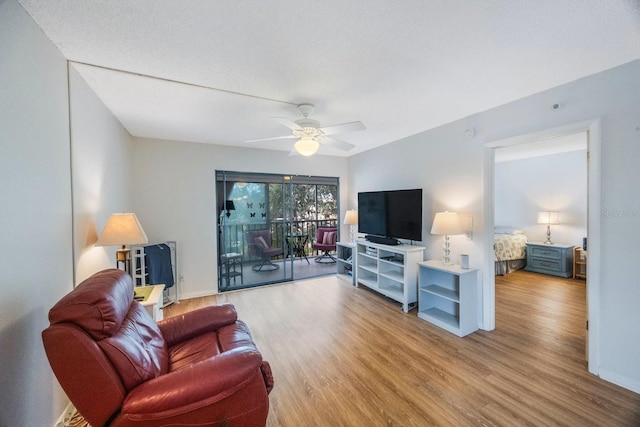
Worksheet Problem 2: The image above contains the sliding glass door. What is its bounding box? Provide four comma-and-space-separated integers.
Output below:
216, 171, 339, 292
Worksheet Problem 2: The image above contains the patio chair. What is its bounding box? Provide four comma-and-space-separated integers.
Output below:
247, 229, 284, 271
313, 227, 338, 263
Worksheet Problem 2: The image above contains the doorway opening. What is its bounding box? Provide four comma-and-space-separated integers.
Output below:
483, 118, 601, 374
216, 171, 340, 291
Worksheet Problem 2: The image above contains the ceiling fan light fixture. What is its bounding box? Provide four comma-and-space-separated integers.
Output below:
294, 137, 319, 156
248, 103, 363, 153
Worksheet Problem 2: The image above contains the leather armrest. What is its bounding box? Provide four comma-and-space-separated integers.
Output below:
122, 347, 263, 415
158, 304, 238, 347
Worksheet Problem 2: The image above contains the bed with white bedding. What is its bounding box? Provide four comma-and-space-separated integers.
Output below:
494, 227, 528, 275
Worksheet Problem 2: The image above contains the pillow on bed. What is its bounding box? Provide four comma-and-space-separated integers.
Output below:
494, 226, 525, 235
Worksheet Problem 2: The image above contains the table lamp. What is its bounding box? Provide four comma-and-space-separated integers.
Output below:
430, 211, 462, 265
96, 213, 148, 273
538, 211, 559, 244
343, 210, 358, 244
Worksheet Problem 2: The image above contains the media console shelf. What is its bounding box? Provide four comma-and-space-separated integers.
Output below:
355, 239, 424, 313
417, 260, 478, 337
336, 241, 355, 285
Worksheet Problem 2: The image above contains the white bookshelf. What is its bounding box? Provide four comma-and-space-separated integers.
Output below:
336, 242, 355, 284
355, 239, 424, 313
417, 260, 478, 337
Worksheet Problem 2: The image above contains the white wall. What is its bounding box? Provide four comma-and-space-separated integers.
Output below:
495, 149, 587, 246
0, 0, 73, 425
349, 59, 640, 393
348, 120, 485, 266
0, 2, 136, 425
131, 138, 349, 299
69, 65, 135, 283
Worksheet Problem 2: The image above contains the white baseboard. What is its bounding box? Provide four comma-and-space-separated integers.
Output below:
599, 368, 640, 394
177, 289, 217, 300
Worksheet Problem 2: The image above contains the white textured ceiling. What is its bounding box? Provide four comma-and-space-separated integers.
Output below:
19, 0, 640, 156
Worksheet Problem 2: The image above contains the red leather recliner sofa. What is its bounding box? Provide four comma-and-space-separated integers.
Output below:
42, 269, 273, 426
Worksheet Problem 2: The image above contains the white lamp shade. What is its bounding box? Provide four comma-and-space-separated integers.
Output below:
343, 210, 358, 225
294, 138, 320, 156
537, 211, 560, 224
430, 211, 463, 235
95, 213, 148, 246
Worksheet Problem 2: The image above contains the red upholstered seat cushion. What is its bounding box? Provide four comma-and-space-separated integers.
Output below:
314, 227, 337, 250
99, 303, 169, 390
167, 321, 258, 373
168, 332, 221, 371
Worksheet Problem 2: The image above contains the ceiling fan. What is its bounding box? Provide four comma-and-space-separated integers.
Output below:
246, 104, 365, 156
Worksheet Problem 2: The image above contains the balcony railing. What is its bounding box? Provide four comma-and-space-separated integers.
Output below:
220, 219, 339, 262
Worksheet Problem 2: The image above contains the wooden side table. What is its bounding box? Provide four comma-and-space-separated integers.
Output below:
573, 246, 587, 279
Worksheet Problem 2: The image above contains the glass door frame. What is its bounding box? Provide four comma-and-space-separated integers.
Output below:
216, 171, 340, 292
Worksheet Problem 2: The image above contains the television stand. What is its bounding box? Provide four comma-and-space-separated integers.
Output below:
365, 235, 400, 245
355, 239, 425, 313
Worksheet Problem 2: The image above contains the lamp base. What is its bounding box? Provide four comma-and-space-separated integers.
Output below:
116, 247, 132, 273
544, 225, 553, 245
116, 248, 131, 262
441, 235, 453, 265
349, 225, 356, 245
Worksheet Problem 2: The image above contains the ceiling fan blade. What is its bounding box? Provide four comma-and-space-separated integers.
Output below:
272, 117, 302, 130
245, 135, 297, 143
320, 121, 365, 136
288, 149, 299, 157
322, 136, 355, 151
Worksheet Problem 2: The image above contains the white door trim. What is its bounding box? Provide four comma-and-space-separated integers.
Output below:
483, 118, 601, 375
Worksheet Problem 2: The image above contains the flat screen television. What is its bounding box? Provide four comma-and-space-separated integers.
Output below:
357, 189, 422, 244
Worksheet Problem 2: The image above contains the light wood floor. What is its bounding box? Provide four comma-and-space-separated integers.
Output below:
164, 270, 640, 426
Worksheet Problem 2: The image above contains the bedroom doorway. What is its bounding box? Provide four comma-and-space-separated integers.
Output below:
494, 131, 588, 258
484, 119, 601, 374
